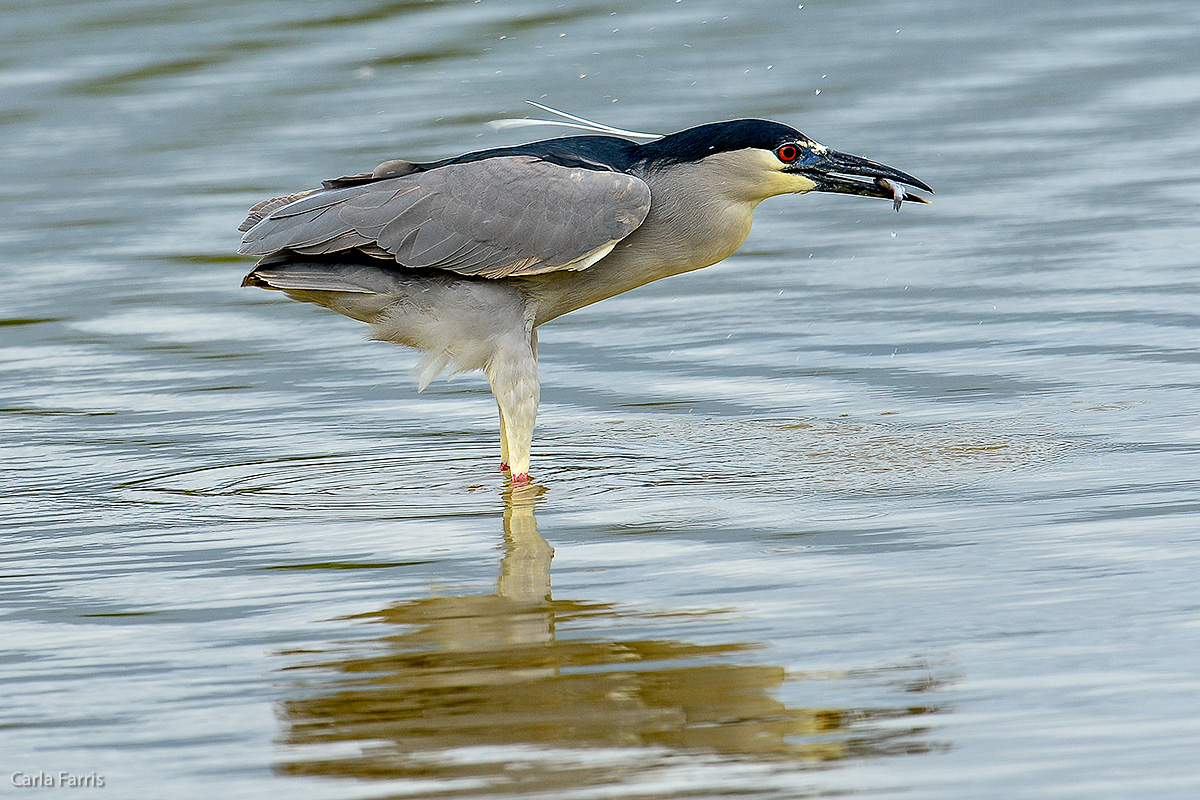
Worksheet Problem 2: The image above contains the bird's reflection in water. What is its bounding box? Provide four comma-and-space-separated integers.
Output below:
275, 486, 945, 794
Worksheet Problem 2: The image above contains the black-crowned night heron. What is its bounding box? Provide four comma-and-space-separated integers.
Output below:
239, 115, 931, 484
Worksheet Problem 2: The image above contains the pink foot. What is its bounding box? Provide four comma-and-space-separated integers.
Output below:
500, 461, 510, 473
510, 472, 531, 486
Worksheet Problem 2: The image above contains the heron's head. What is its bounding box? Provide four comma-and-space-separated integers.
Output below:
635, 119, 931, 207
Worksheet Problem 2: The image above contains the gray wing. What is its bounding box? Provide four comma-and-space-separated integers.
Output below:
238, 156, 651, 279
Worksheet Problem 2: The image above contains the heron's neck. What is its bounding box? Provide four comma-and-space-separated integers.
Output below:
523, 178, 759, 326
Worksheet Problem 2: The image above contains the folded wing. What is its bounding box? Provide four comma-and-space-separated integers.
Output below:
238, 156, 651, 279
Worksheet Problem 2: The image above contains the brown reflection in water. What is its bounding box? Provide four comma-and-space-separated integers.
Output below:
275, 486, 944, 793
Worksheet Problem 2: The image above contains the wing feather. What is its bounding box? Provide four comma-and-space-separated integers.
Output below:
239, 155, 651, 279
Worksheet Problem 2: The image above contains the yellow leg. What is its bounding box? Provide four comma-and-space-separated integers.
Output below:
486, 331, 539, 484
498, 406, 510, 472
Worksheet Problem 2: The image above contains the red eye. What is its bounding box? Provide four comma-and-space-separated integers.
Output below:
776, 144, 800, 163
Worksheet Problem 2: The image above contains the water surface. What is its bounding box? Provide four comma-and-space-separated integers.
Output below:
3, 1, 1199, 798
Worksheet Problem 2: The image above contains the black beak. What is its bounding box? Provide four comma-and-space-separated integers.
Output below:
791, 148, 933, 210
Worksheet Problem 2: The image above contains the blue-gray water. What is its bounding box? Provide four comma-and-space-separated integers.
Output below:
3, 1, 1199, 798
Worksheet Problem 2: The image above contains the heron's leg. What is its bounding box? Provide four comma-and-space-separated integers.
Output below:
486, 331, 539, 485
497, 408, 510, 472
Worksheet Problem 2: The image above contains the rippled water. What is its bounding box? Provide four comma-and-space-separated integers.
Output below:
3, 1, 1200, 798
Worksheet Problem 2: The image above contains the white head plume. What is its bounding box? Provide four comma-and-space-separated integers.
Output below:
486, 101, 662, 140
